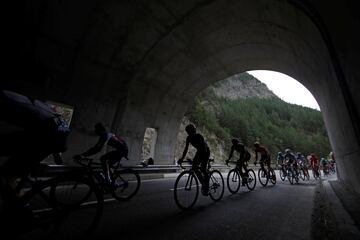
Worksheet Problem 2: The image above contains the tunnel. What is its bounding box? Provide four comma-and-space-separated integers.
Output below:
3, 0, 360, 198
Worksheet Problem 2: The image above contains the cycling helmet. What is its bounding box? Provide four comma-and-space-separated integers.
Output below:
231, 138, 239, 144
254, 141, 260, 147
285, 148, 291, 153
185, 124, 196, 134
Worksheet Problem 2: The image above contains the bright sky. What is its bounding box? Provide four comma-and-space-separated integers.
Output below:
247, 70, 320, 111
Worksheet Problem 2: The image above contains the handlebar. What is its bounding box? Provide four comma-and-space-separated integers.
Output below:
178, 159, 193, 169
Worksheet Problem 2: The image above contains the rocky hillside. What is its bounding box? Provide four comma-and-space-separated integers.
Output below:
210, 73, 276, 100
174, 72, 277, 163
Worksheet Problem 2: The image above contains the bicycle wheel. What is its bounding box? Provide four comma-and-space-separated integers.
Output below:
209, 170, 224, 202
279, 168, 286, 181
287, 170, 294, 185
295, 171, 299, 183
227, 169, 241, 194
245, 169, 256, 191
258, 168, 269, 187
50, 174, 94, 209
111, 168, 141, 201
22, 175, 104, 240
313, 169, 320, 180
174, 171, 199, 210
269, 168, 276, 185
299, 169, 305, 181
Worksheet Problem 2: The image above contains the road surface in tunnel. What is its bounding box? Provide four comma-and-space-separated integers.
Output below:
90, 172, 318, 240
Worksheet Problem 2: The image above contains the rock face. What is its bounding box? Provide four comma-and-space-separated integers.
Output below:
210, 73, 276, 100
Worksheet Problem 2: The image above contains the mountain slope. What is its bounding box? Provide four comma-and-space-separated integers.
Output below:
175, 72, 331, 163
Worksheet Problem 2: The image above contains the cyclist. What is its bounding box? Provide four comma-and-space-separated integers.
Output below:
0, 89, 69, 224
254, 142, 271, 170
320, 157, 329, 176
284, 149, 297, 176
0, 90, 69, 185
297, 152, 309, 178
74, 122, 128, 184
276, 151, 285, 169
178, 124, 210, 195
226, 138, 251, 186
309, 153, 320, 177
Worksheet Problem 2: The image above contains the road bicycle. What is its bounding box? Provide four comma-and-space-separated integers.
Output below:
286, 162, 299, 185
173, 159, 224, 210
298, 163, 310, 181
257, 162, 276, 187
73, 157, 141, 201
226, 161, 256, 193
0, 163, 104, 240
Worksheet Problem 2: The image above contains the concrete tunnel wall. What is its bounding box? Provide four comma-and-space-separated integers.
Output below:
3, 0, 360, 193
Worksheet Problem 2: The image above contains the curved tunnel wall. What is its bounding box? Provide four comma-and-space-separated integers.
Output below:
5, 0, 360, 193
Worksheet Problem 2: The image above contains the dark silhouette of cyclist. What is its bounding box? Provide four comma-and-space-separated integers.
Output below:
254, 141, 271, 169
178, 124, 210, 195
0, 89, 69, 185
0, 89, 69, 228
226, 138, 251, 185
74, 122, 128, 183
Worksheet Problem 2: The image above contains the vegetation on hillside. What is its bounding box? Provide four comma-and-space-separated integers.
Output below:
184, 75, 331, 162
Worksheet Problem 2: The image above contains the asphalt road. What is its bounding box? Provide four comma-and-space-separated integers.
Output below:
89, 171, 318, 240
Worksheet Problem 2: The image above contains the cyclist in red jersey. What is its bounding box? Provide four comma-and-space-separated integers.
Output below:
254, 142, 271, 170
309, 153, 320, 177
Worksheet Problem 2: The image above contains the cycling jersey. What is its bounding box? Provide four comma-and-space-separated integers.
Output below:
255, 145, 269, 157
82, 132, 128, 157
277, 153, 285, 165
186, 133, 209, 153
228, 144, 251, 162
310, 155, 318, 167
284, 153, 296, 164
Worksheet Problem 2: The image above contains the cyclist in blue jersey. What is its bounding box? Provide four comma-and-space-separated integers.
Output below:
276, 151, 285, 167
74, 122, 128, 183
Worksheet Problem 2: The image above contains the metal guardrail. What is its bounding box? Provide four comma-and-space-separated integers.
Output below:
32, 162, 279, 177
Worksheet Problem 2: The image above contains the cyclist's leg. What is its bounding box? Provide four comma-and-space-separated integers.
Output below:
203, 150, 210, 187
192, 152, 204, 185
100, 153, 114, 183
237, 160, 246, 185
198, 150, 210, 193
